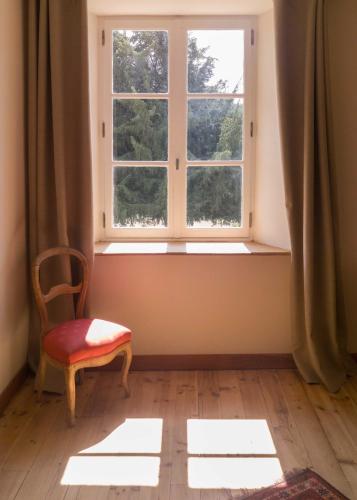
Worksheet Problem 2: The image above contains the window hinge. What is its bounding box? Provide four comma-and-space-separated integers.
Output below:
250, 121, 254, 138
102, 122, 105, 138
101, 29, 105, 46
249, 212, 253, 228
102, 212, 106, 228
251, 29, 255, 46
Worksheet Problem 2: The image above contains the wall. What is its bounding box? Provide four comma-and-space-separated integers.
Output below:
88, 6, 293, 356
88, 0, 273, 16
0, 0, 29, 393
88, 4, 356, 356
326, 0, 357, 352
90, 254, 291, 354
254, 9, 290, 250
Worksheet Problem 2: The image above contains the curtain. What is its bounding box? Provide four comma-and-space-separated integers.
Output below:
27, 0, 93, 391
274, 0, 355, 391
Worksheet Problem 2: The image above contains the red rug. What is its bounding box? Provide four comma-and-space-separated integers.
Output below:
243, 469, 349, 499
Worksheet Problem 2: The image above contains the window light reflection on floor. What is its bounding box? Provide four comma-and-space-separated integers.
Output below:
187, 419, 282, 490
187, 419, 276, 455
188, 457, 283, 489
60, 417, 283, 490
61, 456, 160, 486
61, 418, 163, 487
79, 418, 163, 454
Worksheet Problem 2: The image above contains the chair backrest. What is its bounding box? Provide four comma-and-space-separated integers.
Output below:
32, 247, 89, 335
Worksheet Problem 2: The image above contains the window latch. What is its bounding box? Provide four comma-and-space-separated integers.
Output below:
176, 158, 180, 170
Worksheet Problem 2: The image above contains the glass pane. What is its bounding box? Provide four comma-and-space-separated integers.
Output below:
188, 30, 244, 93
187, 166, 242, 228
113, 30, 168, 93
113, 99, 168, 161
113, 167, 167, 228
187, 99, 243, 161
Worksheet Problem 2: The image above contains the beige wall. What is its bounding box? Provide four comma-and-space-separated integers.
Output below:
88, 0, 273, 16
90, 254, 291, 354
326, 0, 357, 352
254, 9, 290, 250
87, 7, 293, 357
0, 0, 29, 393
88, 4, 357, 356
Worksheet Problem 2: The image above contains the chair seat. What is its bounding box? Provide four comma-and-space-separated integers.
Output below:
44, 318, 132, 366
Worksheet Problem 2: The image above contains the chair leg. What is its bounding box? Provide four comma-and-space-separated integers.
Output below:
35, 353, 47, 401
64, 367, 76, 426
121, 344, 132, 397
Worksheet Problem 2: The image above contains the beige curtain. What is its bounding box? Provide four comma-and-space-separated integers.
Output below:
27, 0, 93, 390
274, 0, 355, 391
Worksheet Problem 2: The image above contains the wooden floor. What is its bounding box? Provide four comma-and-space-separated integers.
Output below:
1, 370, 357, 499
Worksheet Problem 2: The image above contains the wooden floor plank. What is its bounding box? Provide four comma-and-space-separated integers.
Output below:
217, 370, 245, 420
171, 371, 198, 491
69, 371, 144, 500
238, 370, 267, 419
14, 372, 100, 500
0, 370, 355, 500
197, 371, 227, 500
0, 470, 27, 500
169, 484, 200, 500
258, 370, 311, 473
304, 381, 357, 498
0, 377, 39, 468
278, 370, 353, 498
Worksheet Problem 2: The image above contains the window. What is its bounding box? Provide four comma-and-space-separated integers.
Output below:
98, 17, 256, 239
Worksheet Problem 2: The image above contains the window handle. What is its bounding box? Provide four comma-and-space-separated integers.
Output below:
176, 158, 180, 170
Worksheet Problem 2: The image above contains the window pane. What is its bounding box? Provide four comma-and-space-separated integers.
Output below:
188, 30, 244, 93
113, 30, 168, 93
187, 99, 243, 161
113, 99, 168, 161
187, 166, 242, 228
113, 167, 167, 227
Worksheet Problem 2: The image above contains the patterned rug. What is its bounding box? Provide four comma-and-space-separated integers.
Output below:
243, 469, 349, 499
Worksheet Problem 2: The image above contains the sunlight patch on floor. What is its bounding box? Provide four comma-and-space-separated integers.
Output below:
188, 457, 283, 489
79, 418, 163, 454
187, 419, 276, 455
61, 456, 160, 486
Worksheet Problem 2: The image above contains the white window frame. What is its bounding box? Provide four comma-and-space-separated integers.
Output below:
97, 16, 257, 241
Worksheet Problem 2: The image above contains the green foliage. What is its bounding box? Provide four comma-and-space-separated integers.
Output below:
112, 30, 243, 228
113, 30, 168, 93
187, 36, 226, 93
215, 103, 243, 160
188, 99, 243, 161
114, 168, 167, 226
113, 99, 168, 161
187, 167, 242, 226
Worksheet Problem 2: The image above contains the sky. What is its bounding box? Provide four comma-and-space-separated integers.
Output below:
188, 30, 245, 93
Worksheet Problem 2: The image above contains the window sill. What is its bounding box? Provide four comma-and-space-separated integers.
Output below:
95, 241, 290, 256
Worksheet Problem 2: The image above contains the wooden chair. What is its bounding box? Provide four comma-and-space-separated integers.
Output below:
32, 246, 132, 425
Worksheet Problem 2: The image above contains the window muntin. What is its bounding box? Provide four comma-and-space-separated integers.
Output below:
99, 18, 255, 239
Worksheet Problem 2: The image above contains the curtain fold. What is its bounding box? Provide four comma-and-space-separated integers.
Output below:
274, 0, 355, 391
27, 0, 93, 391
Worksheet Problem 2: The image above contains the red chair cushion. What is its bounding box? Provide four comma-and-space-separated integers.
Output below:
44, 318, 132, 365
